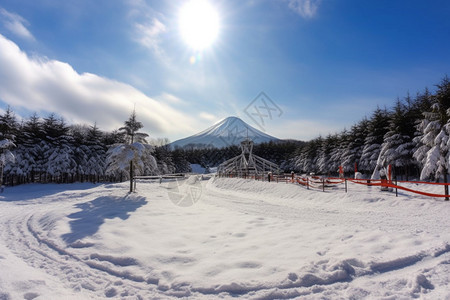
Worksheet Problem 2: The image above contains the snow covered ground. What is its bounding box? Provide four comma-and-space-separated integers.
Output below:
0, 177, 449, 299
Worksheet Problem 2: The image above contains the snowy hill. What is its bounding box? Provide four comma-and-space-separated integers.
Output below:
0, 179, 449, 299
170, 116, 279, 149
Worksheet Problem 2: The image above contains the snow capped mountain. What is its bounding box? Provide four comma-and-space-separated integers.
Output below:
170, 116, 280, 149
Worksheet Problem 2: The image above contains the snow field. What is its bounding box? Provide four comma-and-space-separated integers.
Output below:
0, 177, 449, 299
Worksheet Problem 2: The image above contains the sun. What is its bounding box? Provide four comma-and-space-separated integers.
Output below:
179, 0, 220, 50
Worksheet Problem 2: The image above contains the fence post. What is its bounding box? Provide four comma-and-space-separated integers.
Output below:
322, 178, 325, 192
345, 178, 347, 193
307, 177, 309, 190
395, 178, 398, 197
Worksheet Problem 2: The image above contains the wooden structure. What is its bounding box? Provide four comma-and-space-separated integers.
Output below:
217, 139, 279, 177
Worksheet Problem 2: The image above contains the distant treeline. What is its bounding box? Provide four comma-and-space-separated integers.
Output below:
284, 76, 450, 181
1, 76, 449, 185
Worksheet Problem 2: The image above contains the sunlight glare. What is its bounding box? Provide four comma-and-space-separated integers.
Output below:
179, 0, 220, 50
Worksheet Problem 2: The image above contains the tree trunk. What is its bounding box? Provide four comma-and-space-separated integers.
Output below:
444, 165, 449, 201
129, 160, 134, 193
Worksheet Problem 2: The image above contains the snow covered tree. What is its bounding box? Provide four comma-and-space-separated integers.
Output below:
153, 144, 175, 175
317, 135, 332, 174
171, 148, 192, 173
328, 130, 349, 174
41, 115, 76, 182
359, 107, 390, 177
295, 137, 321, 174
85, 124, 107, 181
0, 107, 18, 186
373, 99, 416, 179
316, 134, 337, 175
70, 124, 90, 181
412, 89, 434, 171
106, 142, 156, 181
342, 120, 368, 174
0, 106, 18, 141
0, 139, 15, 188
106, 110, 157, 192
7, 113, 42, 182
414, 77, 450, 190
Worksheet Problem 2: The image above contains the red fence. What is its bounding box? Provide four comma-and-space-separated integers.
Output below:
299, 176, 450, 199
219, 173, 450, 200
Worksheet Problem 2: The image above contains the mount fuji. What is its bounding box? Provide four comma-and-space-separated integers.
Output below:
170, 116, 280, 149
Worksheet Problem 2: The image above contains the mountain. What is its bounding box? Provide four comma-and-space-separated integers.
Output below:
170, 116, 280, 149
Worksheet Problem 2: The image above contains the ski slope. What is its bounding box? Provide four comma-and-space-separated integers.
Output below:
0, 177, 449, 299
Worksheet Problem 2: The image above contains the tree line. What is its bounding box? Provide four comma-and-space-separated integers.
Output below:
284, 76, 450, 181
1, 76, 449, 186
0, 110, 163, 185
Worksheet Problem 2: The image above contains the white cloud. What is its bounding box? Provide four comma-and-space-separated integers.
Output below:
0, 34, 201, 139
287, 0, 320, 19
199, 112, 217, 121
134, 18, 167, 57
156, 92, 187, 105
0, 8, 35, 41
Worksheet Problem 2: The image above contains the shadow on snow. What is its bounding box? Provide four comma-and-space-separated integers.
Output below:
0, 183, 104, 202
62, 194, 147, 244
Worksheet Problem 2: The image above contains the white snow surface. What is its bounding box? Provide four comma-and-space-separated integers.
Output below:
0, 178, 450, 299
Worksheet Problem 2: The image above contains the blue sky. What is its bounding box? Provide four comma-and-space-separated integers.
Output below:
0, 0, 449, 141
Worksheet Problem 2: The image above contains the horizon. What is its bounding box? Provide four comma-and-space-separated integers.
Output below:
1, 0, 450, 142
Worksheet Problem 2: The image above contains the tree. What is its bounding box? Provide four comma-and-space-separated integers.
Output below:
412, 89, 434, 172
329, 130, 349, 174
295, 137, 321, 174
85, 123, 107, 181
415, 77, 450, 192
0, 139, 15, 188
41, 115, 76, 182
317, 134, 337, 175
19, 114, 43, 181
0, 107, 17, 187
106, 110, 156, 192
0, 106, 18, 142
342, 121, 368, 174
374, 99, 416, 180
359, 107, 389, 177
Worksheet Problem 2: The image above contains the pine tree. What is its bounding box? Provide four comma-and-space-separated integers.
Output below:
0, 106, 18, 142
7, 113, 42, 182
412, 89, 434, 171
374, 99, 416, 179
172, 148, 192, 173
317, 135, 335, 175
0, 107, 18, 187
106, 110, 156, 192
85, 123, 107, 181
43, 116, 76, 182
359, 107, 389, 177
329, 130, 349, 175
342, 120, 368, 175
416, 76, 450, 194
296, 137, 321, 174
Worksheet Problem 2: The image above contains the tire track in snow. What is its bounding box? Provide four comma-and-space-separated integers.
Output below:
2, 206, 115, 298
0, 197, 168, 299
